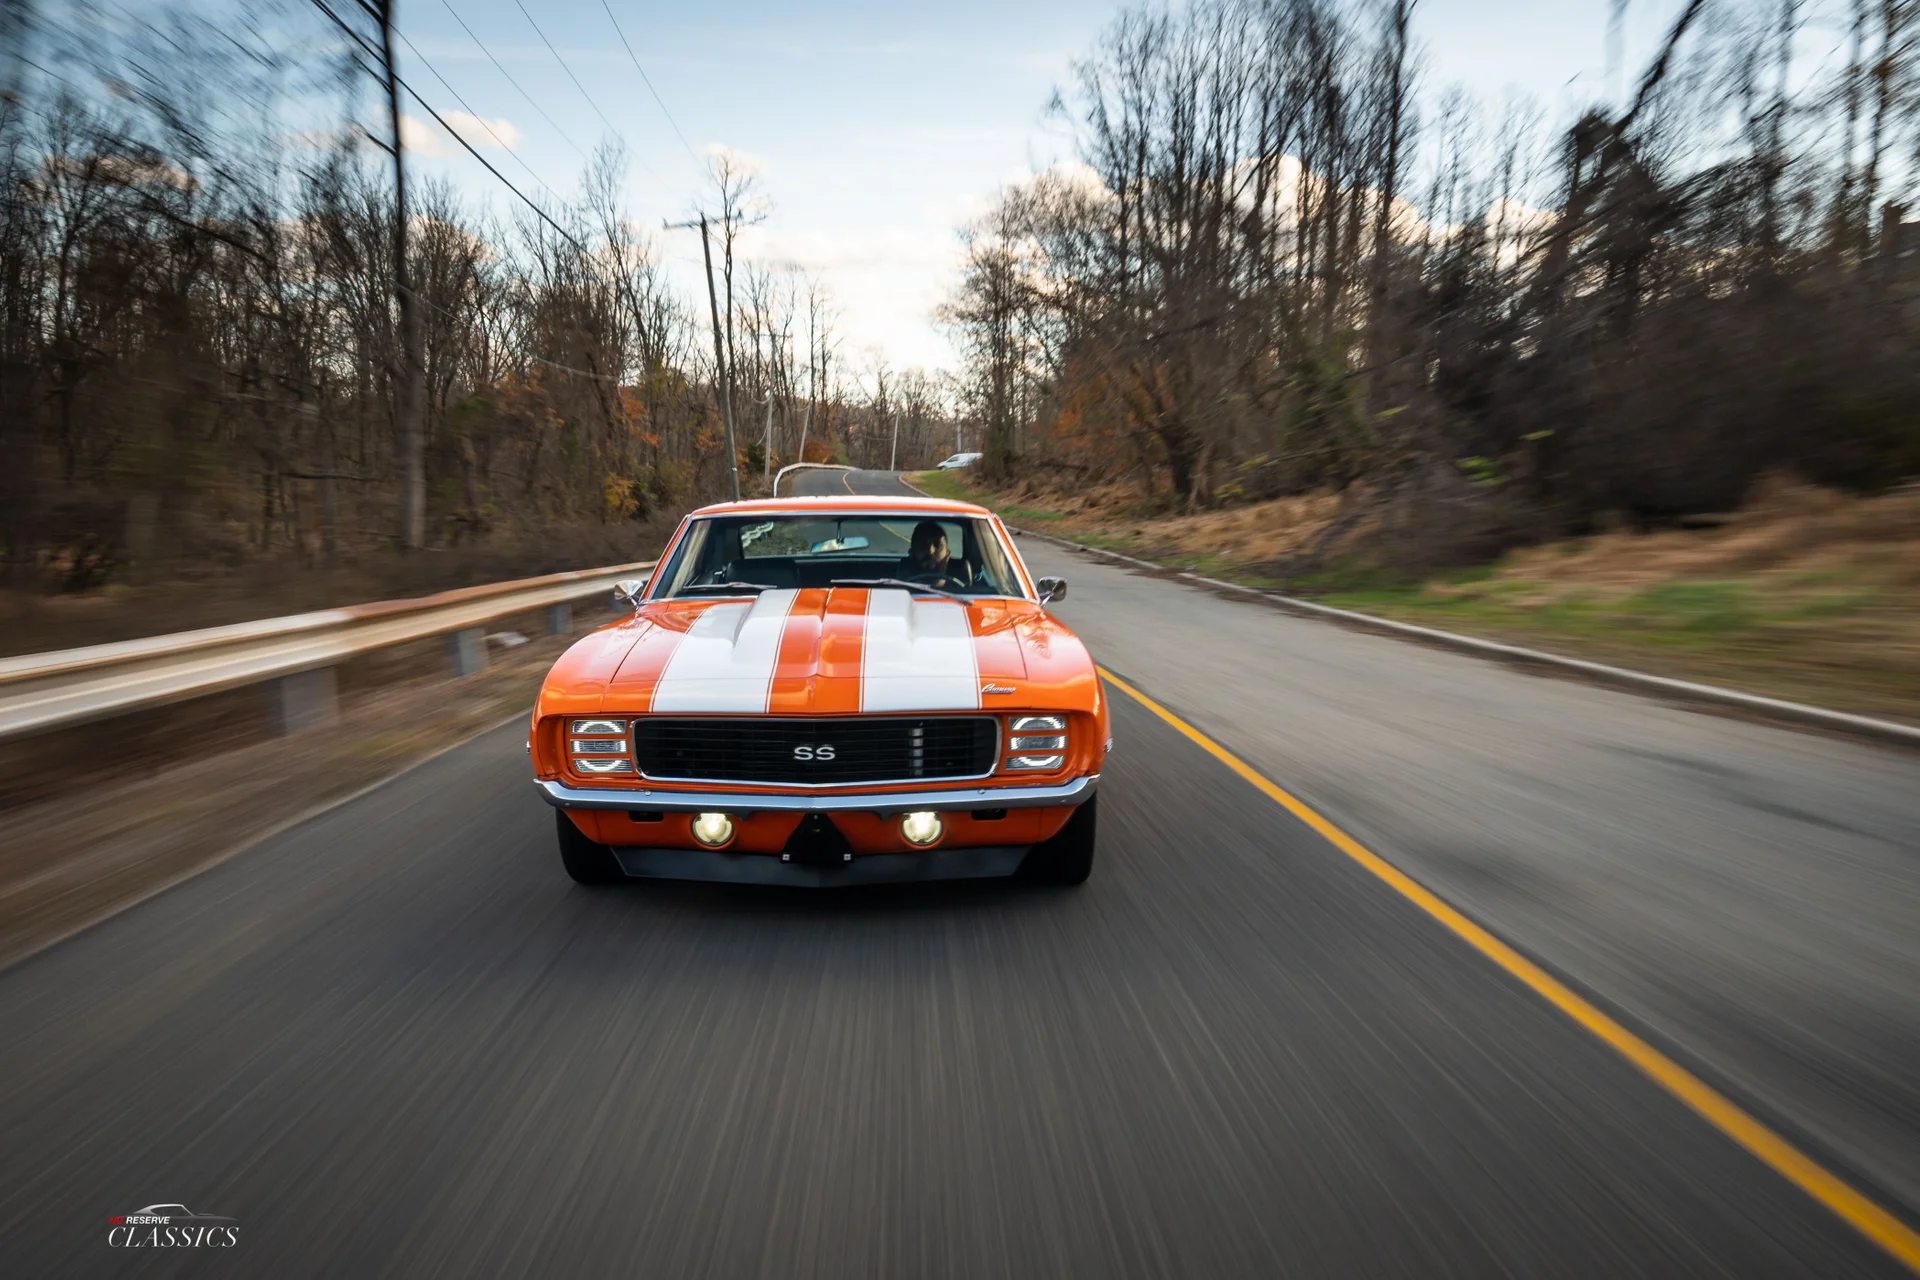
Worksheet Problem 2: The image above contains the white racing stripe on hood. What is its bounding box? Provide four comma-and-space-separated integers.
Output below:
651, 589, 799, 712
860, 590, 981, 712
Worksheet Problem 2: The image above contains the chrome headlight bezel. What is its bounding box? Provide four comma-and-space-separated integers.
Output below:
1001, 714, 1068, 773
566, 718, 633, 776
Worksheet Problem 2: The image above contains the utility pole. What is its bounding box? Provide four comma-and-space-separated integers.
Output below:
374, 0, 428, 549
669, 214, 739, 501
889, 409, 900, 471
798, 301, 815, 465
0, 0, 37, 585
762, 395, 774, 480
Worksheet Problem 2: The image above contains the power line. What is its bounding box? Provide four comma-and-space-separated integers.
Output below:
438, 0, 588, 163
311, 0, 666, 392
511, 0, 625, 144
391, 26, 560, 204
598, 0, 701, 167
306, 0, 589, 256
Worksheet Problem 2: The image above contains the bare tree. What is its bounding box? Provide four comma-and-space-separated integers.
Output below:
947, 0, 1920, 566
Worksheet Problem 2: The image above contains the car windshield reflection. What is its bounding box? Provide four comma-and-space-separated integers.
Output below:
651, 513, 1028, 601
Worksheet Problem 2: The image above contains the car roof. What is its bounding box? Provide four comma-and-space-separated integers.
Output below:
687, 495, 992, 518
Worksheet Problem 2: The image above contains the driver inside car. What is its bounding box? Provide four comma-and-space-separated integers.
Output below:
907, 520, 973, 588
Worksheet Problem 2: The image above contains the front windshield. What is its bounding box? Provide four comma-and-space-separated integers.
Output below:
651, 513, 1026, 600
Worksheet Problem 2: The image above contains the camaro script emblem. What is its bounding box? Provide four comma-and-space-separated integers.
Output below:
981, 684, 1015, 695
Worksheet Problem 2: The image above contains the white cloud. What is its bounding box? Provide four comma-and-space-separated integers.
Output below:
704, 142, 766, 177
399, 114, 452, 158
442, 111, 525, 152
398, 112, 525, 159
728, 219, 966, 372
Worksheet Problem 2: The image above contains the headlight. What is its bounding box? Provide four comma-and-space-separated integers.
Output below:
1004, 715, 1067, 772
566, 718, 633, 775
900, 811, 944, 847
690, 812, 735, 847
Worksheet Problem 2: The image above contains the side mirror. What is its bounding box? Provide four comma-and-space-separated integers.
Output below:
612, 579, 646, 611
1036, 576, 1068, 604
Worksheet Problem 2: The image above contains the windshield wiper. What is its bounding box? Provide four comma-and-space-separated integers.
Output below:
678, 581, 779, 594
830, 577, 966, 600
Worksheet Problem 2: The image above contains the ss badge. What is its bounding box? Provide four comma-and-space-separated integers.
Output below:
793, 744, 837, 761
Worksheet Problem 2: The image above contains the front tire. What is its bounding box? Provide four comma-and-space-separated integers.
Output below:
557, 810, 624, 885
1019, 796, 1097, 885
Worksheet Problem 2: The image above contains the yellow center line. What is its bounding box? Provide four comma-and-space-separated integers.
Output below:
1097, 665, 1920, 1274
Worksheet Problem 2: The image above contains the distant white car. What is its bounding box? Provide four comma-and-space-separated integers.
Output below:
936, 452, 982, 470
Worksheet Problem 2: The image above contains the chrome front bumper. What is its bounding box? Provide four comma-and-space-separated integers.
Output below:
535, 773, 1098, 815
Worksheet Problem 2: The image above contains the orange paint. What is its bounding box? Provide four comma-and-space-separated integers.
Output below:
533, 495, 1108, 855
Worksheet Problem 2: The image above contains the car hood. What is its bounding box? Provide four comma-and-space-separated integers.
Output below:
582, 587, 1090, 715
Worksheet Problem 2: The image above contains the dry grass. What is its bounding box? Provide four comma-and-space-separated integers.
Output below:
1489, 476, 1920, 594
1098, 491, 1346, 562
938, 470, 1344, 570
1351, 477, 1920, 721
922, 468, 1920, 723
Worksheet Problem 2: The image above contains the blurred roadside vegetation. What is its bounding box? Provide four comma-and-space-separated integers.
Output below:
944, 0, 1920, 586
918, 468, 1920, 723
0, 1, 961, 653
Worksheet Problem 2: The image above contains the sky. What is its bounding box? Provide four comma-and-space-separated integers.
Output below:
382, 0, 1691, 375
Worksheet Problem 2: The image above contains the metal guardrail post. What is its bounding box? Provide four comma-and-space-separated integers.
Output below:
545, 602, 571, 635
273, 668, 338, 736
447, 628, 486, 678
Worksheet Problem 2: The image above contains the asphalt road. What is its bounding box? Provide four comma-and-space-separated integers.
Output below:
0, 469, 1915, 1277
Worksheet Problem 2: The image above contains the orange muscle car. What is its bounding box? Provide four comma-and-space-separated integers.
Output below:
531, 495, 1108, 887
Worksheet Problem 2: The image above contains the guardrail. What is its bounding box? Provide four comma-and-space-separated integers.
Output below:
0, 560, 656, 743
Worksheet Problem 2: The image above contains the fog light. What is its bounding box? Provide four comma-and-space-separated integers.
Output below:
690, 812, 734, 847
900, 811, 944, 847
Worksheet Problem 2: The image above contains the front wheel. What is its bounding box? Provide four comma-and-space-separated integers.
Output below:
556, 810, 625, 885
1018, 796, 1097, 885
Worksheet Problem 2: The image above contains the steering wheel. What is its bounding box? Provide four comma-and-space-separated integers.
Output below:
906, 568, 970, 591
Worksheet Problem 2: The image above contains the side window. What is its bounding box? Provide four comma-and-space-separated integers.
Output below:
972, 520, 1023, 596
654, 521, 713, 597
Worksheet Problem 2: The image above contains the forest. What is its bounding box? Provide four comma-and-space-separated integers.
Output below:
0, 0, 959, 606
945, 0, 1920, 574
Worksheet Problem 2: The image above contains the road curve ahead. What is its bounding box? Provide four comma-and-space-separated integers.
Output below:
0, 469, 1913, 1277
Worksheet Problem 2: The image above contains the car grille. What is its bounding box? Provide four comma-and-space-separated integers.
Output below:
631, 716, 998, 786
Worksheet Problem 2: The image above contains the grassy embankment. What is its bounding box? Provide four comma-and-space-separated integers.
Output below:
914, 468, 1920, 725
